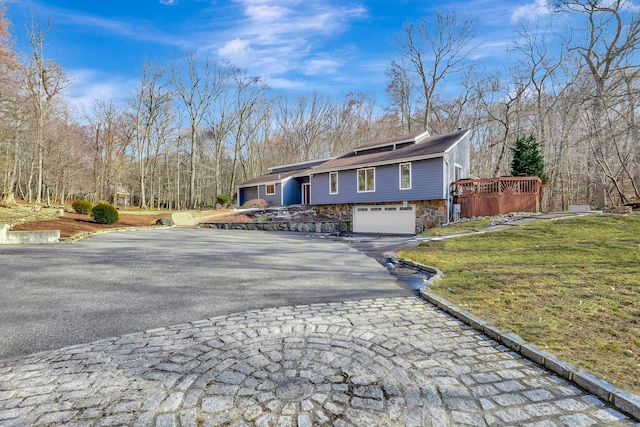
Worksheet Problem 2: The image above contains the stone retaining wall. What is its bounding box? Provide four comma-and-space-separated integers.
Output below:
200, 221, 351, 233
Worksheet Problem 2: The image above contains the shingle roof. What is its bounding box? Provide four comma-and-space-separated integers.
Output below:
269, 157, 333, 173
353, 130, 430, 151
238, 129, 469, 187
238, 168, 313, 187
311, 129, 469, 174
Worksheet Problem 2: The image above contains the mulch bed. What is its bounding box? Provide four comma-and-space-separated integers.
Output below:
10, 212, 168, 239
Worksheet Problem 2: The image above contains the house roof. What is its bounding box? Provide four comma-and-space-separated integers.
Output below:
311, 129, 469, 174
237, 129, 469, 188
353, 130, 431, 152
268, 157, 333, 174
237, 168, 313, 188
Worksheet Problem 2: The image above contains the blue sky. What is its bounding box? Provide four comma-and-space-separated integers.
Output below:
5, 0, 552, 112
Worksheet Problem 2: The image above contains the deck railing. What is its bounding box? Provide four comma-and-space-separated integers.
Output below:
451, 177, 542, 218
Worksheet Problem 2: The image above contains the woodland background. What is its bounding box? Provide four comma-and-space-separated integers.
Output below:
1, 0, 638, 211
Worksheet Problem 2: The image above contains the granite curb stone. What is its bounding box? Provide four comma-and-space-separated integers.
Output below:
415, 258, 640, 422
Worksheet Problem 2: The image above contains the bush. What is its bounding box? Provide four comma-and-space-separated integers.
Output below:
242, 198, 269, 209
91, 202, 119, 224
216, 194, 232, 206
72, 199, 93, 214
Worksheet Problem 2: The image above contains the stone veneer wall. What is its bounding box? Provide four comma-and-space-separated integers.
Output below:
200, 221, 351, 233
314, 200, 448, 233
412, 200, 448, 231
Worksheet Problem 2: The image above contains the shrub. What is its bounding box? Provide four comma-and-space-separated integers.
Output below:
216, 194, 232, 206
91, 202, 119, 224
242, 198, 269, 209
510, 134, 549, 183
72, 199, 93, 214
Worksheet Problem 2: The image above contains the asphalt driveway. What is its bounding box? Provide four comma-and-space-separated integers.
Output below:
0, 228, 411, 359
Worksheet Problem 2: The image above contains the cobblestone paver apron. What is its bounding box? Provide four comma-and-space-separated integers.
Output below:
0, 297, 636, 426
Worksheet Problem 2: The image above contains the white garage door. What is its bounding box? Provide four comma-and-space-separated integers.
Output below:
352, 205, 416, 234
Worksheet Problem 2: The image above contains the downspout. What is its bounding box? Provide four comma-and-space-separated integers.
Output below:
443, 158, 450, 226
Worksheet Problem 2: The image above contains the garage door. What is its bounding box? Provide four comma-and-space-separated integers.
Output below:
352, 205, 416, 234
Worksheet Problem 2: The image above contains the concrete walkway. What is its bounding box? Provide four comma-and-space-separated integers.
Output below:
412, 212, 583, 242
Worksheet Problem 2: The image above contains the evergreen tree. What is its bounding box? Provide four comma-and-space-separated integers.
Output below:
510, 134, 549, 183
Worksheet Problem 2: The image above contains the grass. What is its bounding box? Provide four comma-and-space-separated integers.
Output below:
399, 214, 640, 395
421, 218, 493, 237
0, 205, 60, 225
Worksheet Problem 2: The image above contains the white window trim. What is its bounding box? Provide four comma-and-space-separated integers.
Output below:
357, 167, 375, 193
399, 162, 412, 190
265, 184, 276, 195
329, 172, 339, 194
454, 163, 463, 182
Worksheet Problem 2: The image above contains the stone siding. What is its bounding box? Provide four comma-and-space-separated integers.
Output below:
314, 200, 448, 233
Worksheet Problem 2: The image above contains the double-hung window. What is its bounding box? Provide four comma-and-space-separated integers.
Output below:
400, 163, 411, 190
266, 184, 276, 195
357, 168, 375, 193
329, 172, 338, 194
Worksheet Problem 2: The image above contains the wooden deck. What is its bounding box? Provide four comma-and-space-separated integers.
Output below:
452, 177, 542, 219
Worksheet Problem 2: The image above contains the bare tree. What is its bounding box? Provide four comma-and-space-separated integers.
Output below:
385, 61, 416, 133
24, 15, 68, 203
131, 60, 172, 208
170, 53, 228, 208
275, 93, 332, 163
0, 4, 24, 203
202, 64, 237, 199
226, 71, 269, 196
86, 100, 130, 203
553, 0, 640, 205
392, 11, 478, 133
325, 92, 378, 154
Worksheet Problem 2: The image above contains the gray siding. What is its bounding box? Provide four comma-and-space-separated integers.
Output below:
239, 186, 259, 205
258, 183, 282, 207
444, 135, 470, 193
311, 158, 445, 205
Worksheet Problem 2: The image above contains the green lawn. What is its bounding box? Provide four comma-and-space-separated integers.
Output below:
421, 218, 493, 237
399, 214, 640, 394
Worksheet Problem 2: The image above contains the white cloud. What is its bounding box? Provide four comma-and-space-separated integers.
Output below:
160, 0, 179, 5
245, 4, 289, 21
304, 58, 341, 76
65, 69, 137, 115
34, 5, 188, 48
511, 0, 551, 23
218, 38, 252, 59
263, 77, 307, 90
201, 0, 367, 85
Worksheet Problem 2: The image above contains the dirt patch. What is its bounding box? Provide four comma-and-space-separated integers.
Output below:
10, 212, 168, 239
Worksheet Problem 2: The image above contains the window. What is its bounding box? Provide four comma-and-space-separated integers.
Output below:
400, 163, 411, 189
266, 184, 275, 195
357, 167, 375, 192
329, 172, 338, 194
454, 164, 463, 182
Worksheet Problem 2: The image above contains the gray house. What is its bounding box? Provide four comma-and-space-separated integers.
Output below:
237, 158, 330, 207
237, 129, 470, 234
